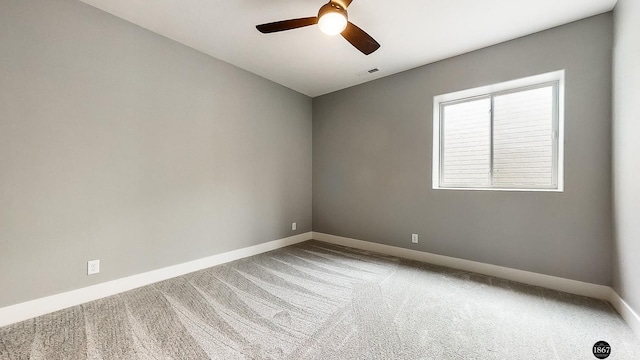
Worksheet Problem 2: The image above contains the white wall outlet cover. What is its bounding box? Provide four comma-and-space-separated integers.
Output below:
292, 222, 297, 231
87, 260, 100, 275
412, 234, 419, 244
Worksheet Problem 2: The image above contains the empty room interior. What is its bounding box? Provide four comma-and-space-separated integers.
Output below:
1, 0, 639, 358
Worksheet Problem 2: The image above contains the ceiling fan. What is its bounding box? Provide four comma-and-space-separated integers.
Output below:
255, 0, 380, 55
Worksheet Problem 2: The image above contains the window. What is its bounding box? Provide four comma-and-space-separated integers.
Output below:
432, 71, 564, 191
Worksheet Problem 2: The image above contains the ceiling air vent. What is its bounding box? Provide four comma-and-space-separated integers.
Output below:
357, 67, 380, 76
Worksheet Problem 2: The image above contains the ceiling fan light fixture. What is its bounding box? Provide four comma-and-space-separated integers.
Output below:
317, 3, 347, 36
256, 0, 380, 55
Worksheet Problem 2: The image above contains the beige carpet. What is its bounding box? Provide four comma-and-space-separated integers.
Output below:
1, 240, 639, 359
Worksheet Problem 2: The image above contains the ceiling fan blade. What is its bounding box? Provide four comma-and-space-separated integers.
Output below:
341, 22, 380, 55
256, 17, 317, 34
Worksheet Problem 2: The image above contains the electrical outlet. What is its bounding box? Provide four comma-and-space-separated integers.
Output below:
292, 222, 297, 231
87, 260, 100, 275
411, 234, 419, 244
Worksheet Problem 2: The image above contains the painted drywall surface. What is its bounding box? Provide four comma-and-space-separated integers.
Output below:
0, 0, 312, 307
612, 0, 640, 314
313, 14, 613, 285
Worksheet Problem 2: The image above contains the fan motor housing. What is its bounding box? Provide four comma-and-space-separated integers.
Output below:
318, 2, 348, 20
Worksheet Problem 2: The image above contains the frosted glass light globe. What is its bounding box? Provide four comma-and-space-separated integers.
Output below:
318, 12, 347, 36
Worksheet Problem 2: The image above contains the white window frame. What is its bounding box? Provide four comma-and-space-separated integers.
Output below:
432, 70, 565, 192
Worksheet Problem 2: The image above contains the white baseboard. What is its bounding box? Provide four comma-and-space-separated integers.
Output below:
4, 230, 639, 341
609, 289, 640, 338
313, 232, 611, 300
312, 232, 640, 339
0, 232, 312, 328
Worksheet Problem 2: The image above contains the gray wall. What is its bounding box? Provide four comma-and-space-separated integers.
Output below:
313, 14, 613, 285
0, 0, 312, 307
612, 0, 640, 314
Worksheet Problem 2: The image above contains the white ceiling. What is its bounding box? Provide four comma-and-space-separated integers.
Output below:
79, 0, 617, 97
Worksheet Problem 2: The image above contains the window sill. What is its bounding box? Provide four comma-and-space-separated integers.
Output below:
433, 186, 564, 192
